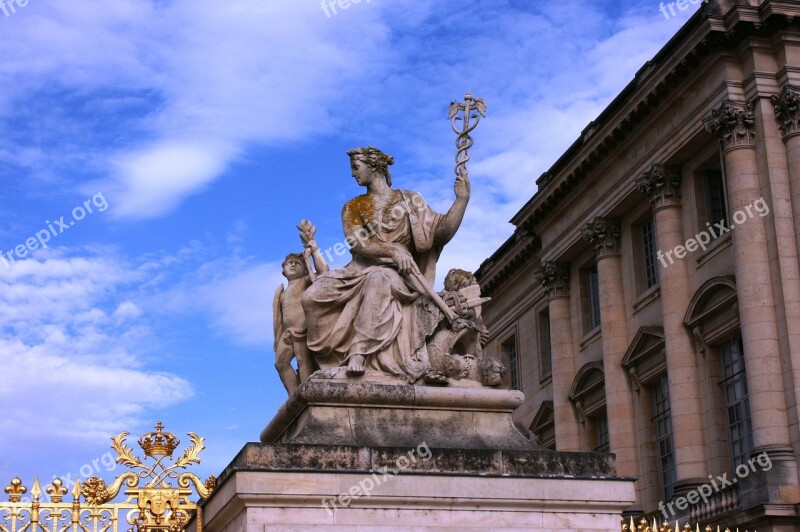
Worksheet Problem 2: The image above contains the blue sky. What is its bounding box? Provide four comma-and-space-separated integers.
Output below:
0, 0, 696, 493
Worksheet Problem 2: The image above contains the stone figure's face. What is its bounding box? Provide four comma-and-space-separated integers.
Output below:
351, 158, 379, 187
282, 257, 306, 280
484, 359, 506, 386
442, 354, 472, 379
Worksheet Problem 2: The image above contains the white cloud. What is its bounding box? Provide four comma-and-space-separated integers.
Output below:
0, 252, 193, 448
196, 263, 284, 347
0, 0, 403, 217
1, 0, 688, 230
108, 140, 236, 217
113, 301, 142, 321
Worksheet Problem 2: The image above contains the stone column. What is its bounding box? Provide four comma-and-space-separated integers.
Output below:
704, 99, 793, 452
535, 261, 580, 452
581, 218, 639, 478
769, 86, 800, 489
635, 164, 707, 487
772, 85, 800, 258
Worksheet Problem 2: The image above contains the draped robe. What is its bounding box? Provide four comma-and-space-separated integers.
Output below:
302, 189, 443, 382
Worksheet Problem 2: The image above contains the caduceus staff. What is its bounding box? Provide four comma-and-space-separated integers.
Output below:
449, 92, 487, 180
401, 93, 487, 325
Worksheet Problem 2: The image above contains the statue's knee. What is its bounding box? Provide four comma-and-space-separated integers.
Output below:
364, 269, 392, 290
275, 358, 292, 371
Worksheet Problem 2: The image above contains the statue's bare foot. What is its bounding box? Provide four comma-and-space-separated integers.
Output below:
346, 355, 366, 376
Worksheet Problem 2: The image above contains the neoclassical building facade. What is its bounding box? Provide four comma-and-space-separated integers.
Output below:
475, 1, 800, 529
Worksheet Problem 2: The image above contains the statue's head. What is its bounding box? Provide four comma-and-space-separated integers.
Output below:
282, 253, 307, 280
444, 269, 478, 292
478, 357, 506, 387
347, 146, 395, 186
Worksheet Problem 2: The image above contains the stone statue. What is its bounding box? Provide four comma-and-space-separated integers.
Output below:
425, 267, 500, 386
275, 94, 493, 389
272, 220, 329, 395
301, 146, 470, 382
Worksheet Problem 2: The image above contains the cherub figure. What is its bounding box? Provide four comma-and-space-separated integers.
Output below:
273, 220, 329, 395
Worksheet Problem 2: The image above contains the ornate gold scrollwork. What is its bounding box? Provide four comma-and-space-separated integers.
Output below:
1, 422, 215, 532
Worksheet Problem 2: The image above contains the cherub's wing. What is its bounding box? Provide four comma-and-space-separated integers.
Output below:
273, 284, 284, 351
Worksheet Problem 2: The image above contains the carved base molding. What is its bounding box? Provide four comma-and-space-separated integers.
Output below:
199, 442, 636, 531
260, 379, 535, 450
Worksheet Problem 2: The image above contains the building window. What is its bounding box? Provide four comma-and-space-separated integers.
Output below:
652, 375, 676, 501
720, 337, 753, 467
530, 401, 556, 450
704, 171, 728, 235
503, 336, 519, 391
569, 362, 606, 452
594, 414, 610, 452
539, 310, 552, 381
641, 217, 659, 289
587, 265, 601, 329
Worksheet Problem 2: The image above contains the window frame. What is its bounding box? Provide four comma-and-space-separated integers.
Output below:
538, 307, 552, 383
719, 336, 754, 468
651, 374, 677, 502
703, 170, 728, 235
640, 216, 659, 290
586, 264, 601, 330
501, 332, 520, 391
593, 413, 610, 453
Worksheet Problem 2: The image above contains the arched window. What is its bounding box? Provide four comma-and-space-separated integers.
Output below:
529, 401, 555, 450
622, 326, 675, 502
569, 362, 607, 452
685, 276, 752, 467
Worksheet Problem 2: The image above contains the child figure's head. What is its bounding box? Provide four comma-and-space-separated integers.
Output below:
282, 253, 307, 280
444, 268, 477, 292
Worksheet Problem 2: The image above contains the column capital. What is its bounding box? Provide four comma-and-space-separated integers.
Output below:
635, 164, 682, 210
535, 261, 571, 299
771, 85, 800, 139
703, 99, 756, 151
581, 217, 621, 258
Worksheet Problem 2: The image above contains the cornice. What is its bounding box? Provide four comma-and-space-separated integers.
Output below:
475, 230, 540, 296
510, 3, 797, 234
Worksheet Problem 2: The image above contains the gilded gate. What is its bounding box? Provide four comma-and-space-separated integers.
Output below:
0, 423, 215, 532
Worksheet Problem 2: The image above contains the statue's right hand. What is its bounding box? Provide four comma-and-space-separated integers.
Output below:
391, 248, 415, 276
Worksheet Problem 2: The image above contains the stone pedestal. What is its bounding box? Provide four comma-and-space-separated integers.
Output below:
197, 381, 636, 530
199, 443, 636, 531
259, 380, 535, 450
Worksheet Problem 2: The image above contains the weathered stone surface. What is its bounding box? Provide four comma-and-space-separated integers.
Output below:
201, 382, 631, 531
217, 442, 617, 483
198, 447, 634, 532
260, 380, 533, 450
